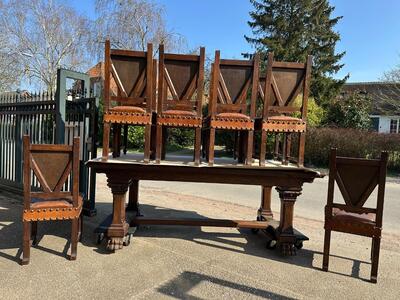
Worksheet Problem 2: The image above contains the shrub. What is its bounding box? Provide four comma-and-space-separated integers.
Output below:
127, 126, 145, 149
304, 127, 400, 172
323, 91, 372, 129
126, 126, 195, 151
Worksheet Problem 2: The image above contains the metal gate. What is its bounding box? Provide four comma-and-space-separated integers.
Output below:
0, 69, 99, 216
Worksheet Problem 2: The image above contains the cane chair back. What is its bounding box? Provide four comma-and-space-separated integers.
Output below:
104, 40, 153, 112
263, 52, 312, 120
209, 51, 260, 118
158, 45, 205, 115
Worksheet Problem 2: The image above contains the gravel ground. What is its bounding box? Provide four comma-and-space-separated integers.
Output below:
1, 178, 399, 299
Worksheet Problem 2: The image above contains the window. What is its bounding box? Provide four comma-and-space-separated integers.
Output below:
370, 117, 379, 132
390, 119, 398, 133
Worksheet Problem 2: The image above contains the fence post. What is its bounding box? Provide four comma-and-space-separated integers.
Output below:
85, 95, 99, 216
14, 93, 22, 184
55, 68, 66, 144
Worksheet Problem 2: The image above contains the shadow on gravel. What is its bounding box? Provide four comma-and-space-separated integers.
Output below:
157, 271, 296, 300
0, 192, 372, 283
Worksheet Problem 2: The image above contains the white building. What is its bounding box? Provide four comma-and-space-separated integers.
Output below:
342, 82, 400, 133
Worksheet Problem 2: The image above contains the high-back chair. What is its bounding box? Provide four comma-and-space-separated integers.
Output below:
322, 148, 388, 283
257, 52, 312, 166
155, 45, 205, 165
22, 135, 82, 265
102, 40, 154, 162
205, 50, 260, 166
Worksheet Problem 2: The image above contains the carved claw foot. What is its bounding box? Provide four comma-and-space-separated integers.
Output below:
106, 237, 124, 251
280, 243, 296, 256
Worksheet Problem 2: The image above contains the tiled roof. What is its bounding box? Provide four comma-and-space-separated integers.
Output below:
342, 82, 400, 116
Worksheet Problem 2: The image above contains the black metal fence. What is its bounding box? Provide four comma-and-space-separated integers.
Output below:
0, 91, 99, 215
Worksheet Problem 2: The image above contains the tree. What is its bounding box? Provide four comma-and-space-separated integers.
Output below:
379, 60, 400, 112
245, 0, 348, 106
0, 1, 22, 92
324, 91, 372, 130
0, 0, 91, 91
93, 0, 186, 55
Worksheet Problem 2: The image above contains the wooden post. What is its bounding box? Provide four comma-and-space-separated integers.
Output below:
258, 186, 274, 220
126, 180, 140, 214
275, 186, 302, 255
106, 174, 131, 251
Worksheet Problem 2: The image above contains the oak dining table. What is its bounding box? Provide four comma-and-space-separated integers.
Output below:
87, 154, 323, 255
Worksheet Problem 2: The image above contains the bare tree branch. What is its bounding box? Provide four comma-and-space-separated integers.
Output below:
92, 0, 187, 56
0, 0, 92, 91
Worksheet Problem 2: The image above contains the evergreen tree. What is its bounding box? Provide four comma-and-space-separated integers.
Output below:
245, 0, 348, 106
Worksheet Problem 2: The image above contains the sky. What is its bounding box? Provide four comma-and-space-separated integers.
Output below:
70, 0, 400, 83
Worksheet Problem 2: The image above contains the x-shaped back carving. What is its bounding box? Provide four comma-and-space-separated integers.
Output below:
269, 68, 305, 107
111, 57, 147, 99
164, 66, 198, 101
335, 163, 379, 208
217, 67, 252, 106
30, 151, 72, 193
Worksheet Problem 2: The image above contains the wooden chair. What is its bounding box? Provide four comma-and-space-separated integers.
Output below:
257, 52, 312, 166
205, 50, 260, 166
322, 148, 388, 283
121, 58, 158, 157
102, 40, 154, 162
22, 135, 83, 265
155, 45, 205, 165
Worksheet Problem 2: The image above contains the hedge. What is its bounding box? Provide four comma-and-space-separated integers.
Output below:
304, 127, 400, 172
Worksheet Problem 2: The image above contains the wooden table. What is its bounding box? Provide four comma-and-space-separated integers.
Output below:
87, 155, 323, 255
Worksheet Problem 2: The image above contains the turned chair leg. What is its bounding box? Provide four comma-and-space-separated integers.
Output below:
285, 133, 292, 164
143, 124, 151, 163
274, 134, 280, 160
237, 131, 244, 163
31, 221, 38, 245
69, 218, 79, 261
161, 127, 168, 160
21, 221, 31, 265
298, 132, 306, 167
102, 122, 111, 160
194, 127, 201, 165
201, 129, 206, 159
322, 229, 331, 271
155, 125, 163, 164
233, 132, 239, 160
370, 236, 381, 283
123, 124, 128, 155
112, 124, 122, 158
78, 214, 83, 242
150, 124, 157, 160
245, 130, 254, 165
282, 133, 288, 165
259, 131, 267, 166
208, 128, 216, 166
203, 128, 210, 160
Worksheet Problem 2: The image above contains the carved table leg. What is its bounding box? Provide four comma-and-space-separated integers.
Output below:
126, 180, 141, 216
275, 186, 302, 256
258, 186, 274, 220
106, 175, 131, 251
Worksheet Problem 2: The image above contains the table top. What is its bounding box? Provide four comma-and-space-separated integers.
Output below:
87, 154, 323, 187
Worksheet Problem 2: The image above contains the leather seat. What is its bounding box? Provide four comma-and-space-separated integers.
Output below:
216, 112, 251, 120
267, 115, 302, 122
109, 106, 146, 113
31, 195, 83, 209
162, 110, 197, 116
332, 207, 375, 225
